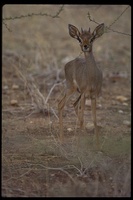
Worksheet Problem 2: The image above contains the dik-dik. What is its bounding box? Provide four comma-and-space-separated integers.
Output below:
58, 23, 105, 145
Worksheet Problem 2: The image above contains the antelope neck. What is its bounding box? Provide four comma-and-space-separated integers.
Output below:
84, 50, 95, 63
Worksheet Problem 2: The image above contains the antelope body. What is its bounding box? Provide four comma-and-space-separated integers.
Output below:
58, 23, 105, 145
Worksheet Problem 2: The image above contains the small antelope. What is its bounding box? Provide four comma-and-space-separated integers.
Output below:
58, 23, 104, 145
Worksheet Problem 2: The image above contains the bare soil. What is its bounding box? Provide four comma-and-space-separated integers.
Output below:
2, 5, 131, 197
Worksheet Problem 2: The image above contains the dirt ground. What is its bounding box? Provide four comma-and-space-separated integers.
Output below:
2, 5, 131, 197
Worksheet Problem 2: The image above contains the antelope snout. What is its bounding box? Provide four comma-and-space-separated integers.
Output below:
84, 45, 88, 49
82, 44, 90, 52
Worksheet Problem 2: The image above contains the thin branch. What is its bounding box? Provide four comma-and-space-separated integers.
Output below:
52, 4, 64, 18
50, 107, 59, 120
3, 5, 64, 32
87, 5, 131, 37
106, 27, 131, 36
45, 82, 64, 104
28, 163, 76, 184
2, 21, 12, 32
3, 5, 64, 21
108, 5, 130, 28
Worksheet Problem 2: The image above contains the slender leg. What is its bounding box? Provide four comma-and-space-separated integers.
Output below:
79, 94, 85, 128
58, 89, 75, 141
73, 94, 81, 116
91, 98, 99, 147
73, 93, 85, 129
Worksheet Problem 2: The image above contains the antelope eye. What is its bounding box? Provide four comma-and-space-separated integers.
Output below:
90, 38, 93, 43
78, 37, 82, 43
90, 38, 94, 43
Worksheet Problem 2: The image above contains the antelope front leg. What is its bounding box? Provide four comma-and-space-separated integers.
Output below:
58, 94, 66, 141
58, 89, 75, 141
79, 94, 85, 129
91, 98, 99, 147
73, 93, 85, 129
73, 94, 81, 118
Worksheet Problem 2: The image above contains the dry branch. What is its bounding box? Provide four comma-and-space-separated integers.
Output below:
13, 64, 48, 114
3, 5, 64, 31
87, 5, 131, 36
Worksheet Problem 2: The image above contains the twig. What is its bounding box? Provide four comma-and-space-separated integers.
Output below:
3, 5, 64, 21
4, 168, 32, 182
3, 5, 64, 32
28, 163, 76, 184
45, 82, 63, 104
50, 107, 59, 120
15, 110, 39, 121
2, 21, 12, 32
108, 5, 130, 29
52, 4, 64, 18
66, 164, 83, 176
78, 157, 84, 174
87, 5, 131, 36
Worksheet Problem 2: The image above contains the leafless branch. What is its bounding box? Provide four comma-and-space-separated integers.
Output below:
3, 5, 64, 31
3, 5, 64, 21
88, 5, 131, 36
108, 5, 130, 29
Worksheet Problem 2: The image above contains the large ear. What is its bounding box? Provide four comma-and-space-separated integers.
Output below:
68, 24, 81, 40
92, 23, 104, 41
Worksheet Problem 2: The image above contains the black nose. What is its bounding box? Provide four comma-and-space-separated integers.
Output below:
84, 45, 88, 49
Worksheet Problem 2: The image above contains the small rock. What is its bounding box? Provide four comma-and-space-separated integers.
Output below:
67, 128, 73, 132
85, 99, 91, 107
12, 84, 19, 90
86, 100, 102, 109
3, 85, 9, 90
86, 122, 94, 130
122, 102, 128, 106
116, 95, 128, 103
10, 99, 18, 106
98, 104, 102, 108
50, 173, 55, 177
123, 120, 131, 127
118, 110, 124, 114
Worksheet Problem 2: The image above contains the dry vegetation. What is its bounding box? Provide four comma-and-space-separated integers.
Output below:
2, 5, 131, 197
